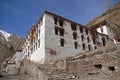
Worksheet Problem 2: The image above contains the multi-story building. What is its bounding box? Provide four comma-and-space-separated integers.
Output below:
88, 20, 115, 47
22, 11, 96, 64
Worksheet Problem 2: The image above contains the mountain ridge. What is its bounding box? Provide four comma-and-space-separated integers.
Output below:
0, 29, 24, 65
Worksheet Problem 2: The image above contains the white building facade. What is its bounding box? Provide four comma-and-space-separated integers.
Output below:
6, 51, 22, 72
97, 25, 114, 39
22, 11, 96, 64
89, 20, 115, 47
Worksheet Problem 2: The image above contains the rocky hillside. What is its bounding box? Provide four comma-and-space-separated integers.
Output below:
1, 41, 120, 80
0, 29, 24, 64
86, 2, 120, 38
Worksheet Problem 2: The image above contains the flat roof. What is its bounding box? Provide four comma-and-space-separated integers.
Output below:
44, 11, 84, 27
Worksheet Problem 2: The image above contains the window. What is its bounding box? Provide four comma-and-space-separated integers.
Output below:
94, 46, 97, 49
28, 46, 30, 50
82, 43, 85, 50
60, 38, 64, 47
88, 44, 91, 50
59, 28, 64, 36
102, 37, 106, 46
34, 45, 35, 52
107, 36, 109, 40
54, 17, 58, 25
101, 27, 103, 32
38, 39, 40, 48
71, 23, 76, 31
93, 38, 96, 44
87, 37, 90, 43
74, 41, 78, 49
59, 19, 64, 26
33, 37, 35, 43
36, 42, 37, 50
81, 35, 84, 41
26, 49, 27, 53
55, 27, 59, 35
80, 27, 83, 33
55, 27, 64, 36
31, 39, 33, 45
36, 33, 38, 41
85, 29, 88, 35
73, 32, 77, 40
28, 52, 30, 57
31, 48, 33, 53
118, 39, 120, 42
38, 30, 40, 38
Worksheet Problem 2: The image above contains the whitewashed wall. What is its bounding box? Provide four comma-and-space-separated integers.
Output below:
15, 52, 22, 64
44, 13, 95, 63
30, 15, 46, 64
6, 63, 15, 72
97, 25, 114, 39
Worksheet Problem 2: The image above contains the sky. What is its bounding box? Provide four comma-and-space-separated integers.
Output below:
0, 0, 119, 37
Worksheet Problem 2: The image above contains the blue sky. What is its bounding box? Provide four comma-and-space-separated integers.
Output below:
0, 0, 119, 37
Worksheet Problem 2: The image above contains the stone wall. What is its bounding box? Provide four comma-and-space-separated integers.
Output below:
2, 41, 120, 80
19, 60, 49, 80
66, 41, 120, 79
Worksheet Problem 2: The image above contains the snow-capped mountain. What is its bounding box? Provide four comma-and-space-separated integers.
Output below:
0, 29, 12, 41
0, 29, 24, 64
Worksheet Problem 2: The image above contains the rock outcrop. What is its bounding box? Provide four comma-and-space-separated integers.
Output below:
1, 41, 120, 80
0, 29, 24, 68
